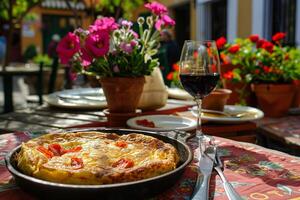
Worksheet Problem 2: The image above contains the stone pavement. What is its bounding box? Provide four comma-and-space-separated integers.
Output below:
0, 76, 29, 112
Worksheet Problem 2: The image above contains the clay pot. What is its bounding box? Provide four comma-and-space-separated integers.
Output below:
202, 89, 232, 111
251, 83, 296, 117
292, 80, 300, 107
99, 77, 145, 113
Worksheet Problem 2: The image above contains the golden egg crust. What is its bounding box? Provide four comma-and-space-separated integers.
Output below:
17, 132, 179, 185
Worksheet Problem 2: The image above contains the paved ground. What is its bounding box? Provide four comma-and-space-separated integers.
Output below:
0, 74, 89, 113
0, 76, 30, 112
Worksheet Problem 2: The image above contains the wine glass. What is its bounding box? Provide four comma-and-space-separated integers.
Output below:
179, 40, 220, 152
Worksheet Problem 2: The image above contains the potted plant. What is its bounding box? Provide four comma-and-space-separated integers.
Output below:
56, 1, 175, 119
217, 33, 300, 117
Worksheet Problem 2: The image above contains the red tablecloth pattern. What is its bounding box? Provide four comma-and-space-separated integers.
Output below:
0, 131, 300, 200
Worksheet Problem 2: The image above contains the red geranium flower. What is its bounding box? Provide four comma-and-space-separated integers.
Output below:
172, 63, 179, 71
261, 41, 274, 53
216, 37, 227, 49
228, 44, 240, 54
223, 71, 234, 80
272, 32, 286, 42
220, 53, 230, 64
256, 39, 266, 48
167, 72, 174, 80
249, 34, 259, 43
262, 66, 271, 73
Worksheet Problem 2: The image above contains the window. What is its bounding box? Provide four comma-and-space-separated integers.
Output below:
211, 0, 227, 40
272, 0, 297, 46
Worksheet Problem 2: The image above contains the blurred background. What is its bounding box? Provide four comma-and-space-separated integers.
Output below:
0, 0, 299, 110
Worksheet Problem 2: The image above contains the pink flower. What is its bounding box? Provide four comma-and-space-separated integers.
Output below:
155, 19, 164, 31
113, 65, 120, 73
155, 15, 175, 30
130, 30, 139, 39
130, 40, 138, 47
80, 48, 93, 67
121, 20, 133, 28
161, 15, 175, 26
56, 32, 80, 64
89, 17, 118, 33
145, 1, 168, 16
85, 31, 110, 57
120, 42, 133, 53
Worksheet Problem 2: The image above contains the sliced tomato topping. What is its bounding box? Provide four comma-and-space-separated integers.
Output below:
63, 146, 82, 154
115, 140, 128, 148
70, 157, 84, 169
136, 119, 155, 128
112, 158, 134, 168
48, 143, 63, 156
37, 146, 54, 158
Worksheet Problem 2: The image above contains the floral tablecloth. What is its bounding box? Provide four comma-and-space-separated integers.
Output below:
0, 131, 300, 200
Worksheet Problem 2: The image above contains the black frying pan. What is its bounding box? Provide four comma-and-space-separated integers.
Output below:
5, 128, 193, 200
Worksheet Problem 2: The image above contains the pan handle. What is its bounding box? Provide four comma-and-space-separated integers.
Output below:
161, 131, 194, 143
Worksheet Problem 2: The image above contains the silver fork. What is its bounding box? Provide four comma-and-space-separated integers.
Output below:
214, 147, 243, 200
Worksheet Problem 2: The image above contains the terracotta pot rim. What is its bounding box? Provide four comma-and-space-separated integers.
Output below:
212, 88, 232, 95
103, 109, 142, 116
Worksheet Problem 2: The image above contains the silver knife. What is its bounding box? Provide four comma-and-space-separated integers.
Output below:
192, 146, 216, 200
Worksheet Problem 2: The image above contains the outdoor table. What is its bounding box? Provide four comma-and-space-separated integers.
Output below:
0, 64, 43, 113
256, 115, 300, 156
1, 130, 300, 199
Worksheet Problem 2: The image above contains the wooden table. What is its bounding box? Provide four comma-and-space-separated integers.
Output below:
0, 65, 43, 113
256, 115, 300, 156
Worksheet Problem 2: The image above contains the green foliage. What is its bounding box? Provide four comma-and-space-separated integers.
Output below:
33, 54, 53, 67
220, 36, 300, 84
95, 0, 145, 19
0, 0, 41, 21
23, 44, 37, 62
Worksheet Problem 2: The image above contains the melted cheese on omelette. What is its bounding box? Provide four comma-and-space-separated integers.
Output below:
17, 132, 179, 185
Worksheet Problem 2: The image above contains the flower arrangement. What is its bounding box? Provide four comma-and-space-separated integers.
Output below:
217, 33, 300, 84
56, 1, 175, 78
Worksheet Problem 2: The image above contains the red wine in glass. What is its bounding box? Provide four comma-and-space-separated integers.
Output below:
179, 73, 220, 99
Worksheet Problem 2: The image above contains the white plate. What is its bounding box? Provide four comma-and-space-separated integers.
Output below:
45, 88, 107, 109
127, 115, 197, 131
192, 105, 264, 124
167, 88, 193, 100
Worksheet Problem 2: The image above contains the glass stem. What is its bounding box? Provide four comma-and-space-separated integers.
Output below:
195, 98, 203, 138
195, 98, 205, 155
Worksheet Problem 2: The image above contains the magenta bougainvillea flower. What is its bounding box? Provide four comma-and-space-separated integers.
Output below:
89, 17, 119, 33
145, 1, 167, 15
56, 32, 80, 64
85, 31, 110, 57
80, 47, 93, 67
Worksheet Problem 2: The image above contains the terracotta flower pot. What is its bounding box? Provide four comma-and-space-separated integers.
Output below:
202, 89, 232, 111
100, 77, 145, 113
251, 83, 296, 117
292, 80, 300, 107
